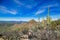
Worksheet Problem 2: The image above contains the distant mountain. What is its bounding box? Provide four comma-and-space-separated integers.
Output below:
0, 21, 27, 28
0, 21, 27, 24
9, 19, 38, 31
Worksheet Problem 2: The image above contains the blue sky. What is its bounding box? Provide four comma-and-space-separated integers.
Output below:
0, 0, 60, 21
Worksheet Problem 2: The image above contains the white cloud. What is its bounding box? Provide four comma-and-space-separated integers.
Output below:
14, 0, 32, 8
7, 10, 17, 15
51, 15, 60, 20
14, 0, 37, 9
35, 3, 58, 15
0, 6, 17, 15
43, 3, 58, 8
0, 17, 37, 21
35, 9, 45, 15
14, 0, 24, 6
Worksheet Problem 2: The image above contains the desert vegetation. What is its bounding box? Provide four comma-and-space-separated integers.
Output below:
0, 19, 60, 40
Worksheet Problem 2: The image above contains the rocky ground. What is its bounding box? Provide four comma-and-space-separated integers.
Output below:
0, 29, 60, 40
